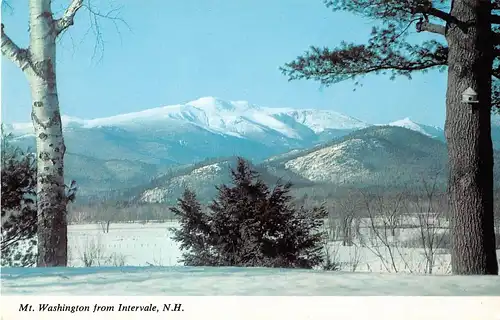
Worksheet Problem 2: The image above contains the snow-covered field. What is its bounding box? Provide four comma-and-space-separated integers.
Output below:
63, 221, 465, 274
67, 222, 182, 267
2, 221, 500, 296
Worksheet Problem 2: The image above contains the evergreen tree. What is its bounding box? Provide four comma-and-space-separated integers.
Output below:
170, 189, 216, 266
281, 0, 500, 275
171, 158, 328, 269
1, 127, 37, 267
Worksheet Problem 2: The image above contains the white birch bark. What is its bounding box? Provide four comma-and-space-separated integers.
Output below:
1, 0, 83, 267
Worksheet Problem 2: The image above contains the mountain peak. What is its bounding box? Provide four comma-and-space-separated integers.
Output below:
389, 117, 417, 125
386, 117, 444, 139
386, 118, 429, 136
187, 96, 236, 112
188, 96, 220, 105
390, 117, 425, 128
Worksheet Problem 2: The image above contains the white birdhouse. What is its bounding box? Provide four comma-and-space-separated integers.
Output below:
461, 87, 479, 104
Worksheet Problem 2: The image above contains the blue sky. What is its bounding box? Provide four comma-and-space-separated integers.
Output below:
1, 0, 447, 126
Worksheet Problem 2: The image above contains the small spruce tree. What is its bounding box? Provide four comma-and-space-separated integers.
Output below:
170, 188, 216, 266
171, 158, 328, 269
1, 127, 37, 267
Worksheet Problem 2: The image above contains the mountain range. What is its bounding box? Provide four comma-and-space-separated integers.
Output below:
132, 126, 500, 205
133, 126, 447, 205
5, 96, 500, 202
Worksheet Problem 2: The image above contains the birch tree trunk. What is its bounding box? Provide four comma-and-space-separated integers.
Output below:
445, 0, 498, 274
1, 0, 83, 267
28, 0, 67, 267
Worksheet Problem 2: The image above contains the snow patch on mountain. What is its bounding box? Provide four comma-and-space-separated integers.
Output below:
191, 162, 224, 176
265, 149, 304, 162
389, 118, 427, 134
139, 162, 226, 203
284, 139, 374, 182
269, 109, 369, 133
140, 187, 172, 203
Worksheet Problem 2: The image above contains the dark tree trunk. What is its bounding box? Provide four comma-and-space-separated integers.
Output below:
445, 0, 498, 274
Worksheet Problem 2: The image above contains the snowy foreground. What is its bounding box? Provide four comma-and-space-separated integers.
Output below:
2, 222, 500, 297
2, 265, 500, 296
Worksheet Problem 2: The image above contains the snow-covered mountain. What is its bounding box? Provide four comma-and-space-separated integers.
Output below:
7, 97, 373, 163
7, 96, 368, 139
387, 116, 500, 149
133, 125, 500, 204
380, 118, 445, 140
5, 97, 373, 199
264, 125, 448, 187
131, 127, 443, 204
24, 97, 500, 201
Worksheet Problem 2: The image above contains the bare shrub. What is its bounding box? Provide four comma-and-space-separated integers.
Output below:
404, 175, 449, 274
106, 252, 127, 267
318, 220, 361, 272
325, 215, 339, 241
77, 236, 128, 267
335, 191, 362, 246
146, 255, 165, 267
78, 237, 107, 267
347, 243, 362, 272
98, 220, 111, 234
357, 189, 409, 273
321, 237, 341, 271
325, 189, 364, 246
67, 209, 91, 225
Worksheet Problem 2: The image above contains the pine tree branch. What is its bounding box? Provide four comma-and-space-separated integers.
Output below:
413, 5, 466, 31
54, 0, 84, 36
410, 2, 456, 24
416, 21, 445, 35
281, 41, 448, 86
1, 24, 31, 73
422, 8, 457, 25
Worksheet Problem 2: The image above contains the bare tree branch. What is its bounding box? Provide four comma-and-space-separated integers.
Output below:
0, 24, 31, 73
55, 0, 84, 36
1, 1, 14, 15
78, 1, 131, 63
